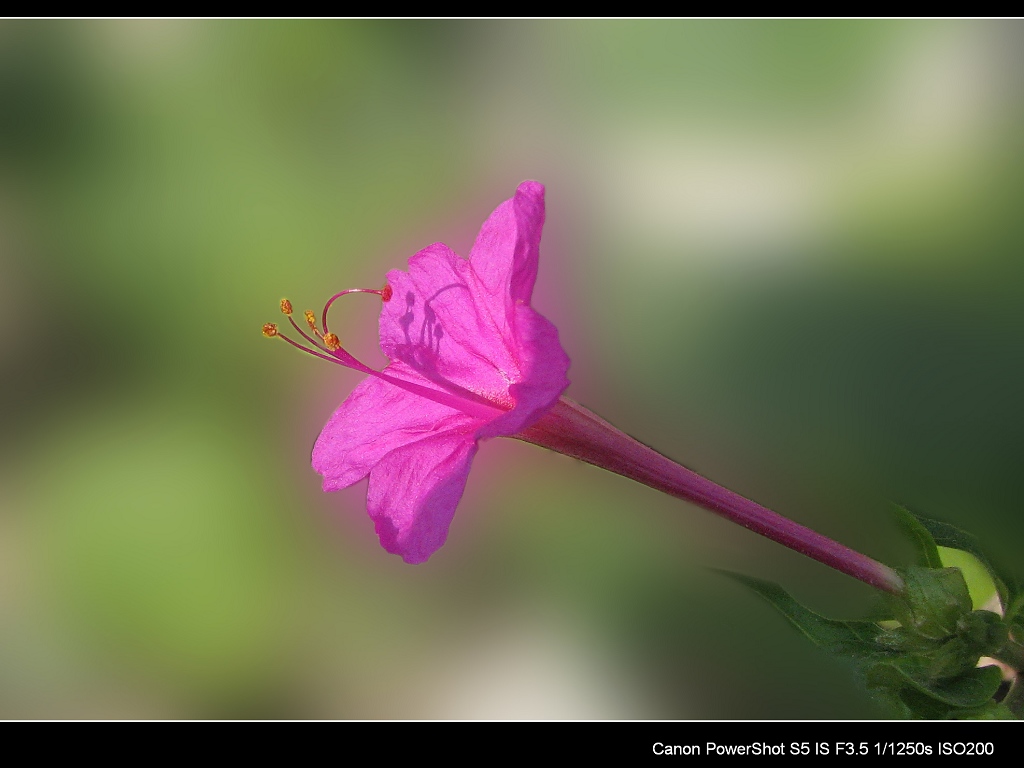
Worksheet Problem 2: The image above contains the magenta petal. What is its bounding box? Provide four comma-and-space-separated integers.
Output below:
367, 430, 479, 564
312, 363, 481, 492
476, 302, 570, 439
469, 180, 545, 306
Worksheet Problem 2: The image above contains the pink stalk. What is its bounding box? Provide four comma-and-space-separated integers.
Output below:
517, 397, 905, 595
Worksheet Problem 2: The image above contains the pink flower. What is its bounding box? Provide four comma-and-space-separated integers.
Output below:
265, 181, 903, 595
265, 181, 570, 563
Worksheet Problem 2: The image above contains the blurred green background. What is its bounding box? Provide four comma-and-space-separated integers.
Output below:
2, 20, 1023, 719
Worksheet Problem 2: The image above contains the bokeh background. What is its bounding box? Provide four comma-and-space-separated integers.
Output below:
2, 19, 1023, 719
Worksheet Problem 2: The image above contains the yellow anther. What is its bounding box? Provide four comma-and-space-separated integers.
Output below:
323, 332, 341, 351
304, 310, 317, 332
280, 299, 293, 316
262, 323, 279, 338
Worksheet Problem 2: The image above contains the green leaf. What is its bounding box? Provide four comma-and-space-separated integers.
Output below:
866, 660, 1003, 710
893, 504, 942, 569
948, 701, 1017, 720
719, 571, 889, 658
878, 683, 954, 720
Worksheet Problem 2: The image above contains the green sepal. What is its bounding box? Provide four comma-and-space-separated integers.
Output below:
959, 609, 1008, 656
887, 566, 972, 640
882, 568, 1007, 679
875, 624, 1002, 679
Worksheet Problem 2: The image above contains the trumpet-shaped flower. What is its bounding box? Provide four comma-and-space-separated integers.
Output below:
265, 181, 903, 595
266, 181, 570, 563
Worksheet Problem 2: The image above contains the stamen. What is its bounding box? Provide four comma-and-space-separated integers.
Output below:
288, 315, 330, 352
298, 306, 341, 355
274, 329, 352, 367
265, 301, 351, 366
381, 283, 393, 302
